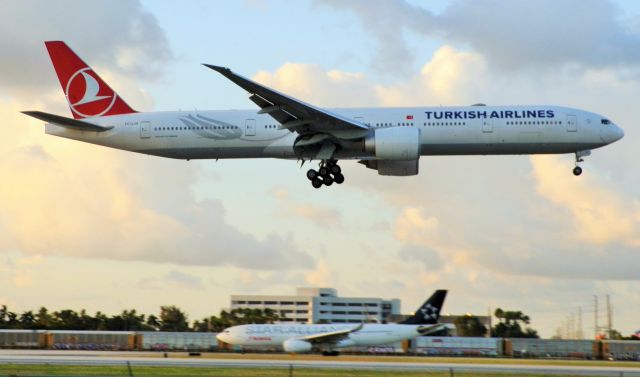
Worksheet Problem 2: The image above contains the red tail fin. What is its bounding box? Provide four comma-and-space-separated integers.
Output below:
45, 41, 136, 119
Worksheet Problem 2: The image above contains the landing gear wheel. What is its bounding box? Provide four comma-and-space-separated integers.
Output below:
322, 351, 340, 356
319, 166, 329, 176
311, 178, 323, 188
306, 169, 318, 180
323, 175, 334, 186
573, 166, 583, 176
333, 173, 344, 184
330, 164, 341, 174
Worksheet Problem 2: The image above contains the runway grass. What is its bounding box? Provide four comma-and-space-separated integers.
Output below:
0, 364, 604, 377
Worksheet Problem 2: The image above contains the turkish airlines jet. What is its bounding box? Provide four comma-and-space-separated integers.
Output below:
24, 41, 624, 188
216, 290, 447, 355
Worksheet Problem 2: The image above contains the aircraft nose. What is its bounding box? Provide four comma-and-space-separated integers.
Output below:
602, 124, 624, 144
216, 331, 230, 343
614, 125, 625, 141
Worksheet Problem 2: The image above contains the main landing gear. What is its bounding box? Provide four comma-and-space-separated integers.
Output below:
306, 160, 344, 188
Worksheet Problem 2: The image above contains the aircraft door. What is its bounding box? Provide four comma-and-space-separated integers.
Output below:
140, 121, 151, 139
482, 119, 493, 133
245, 119, 256, 136
566, 115, 577, 132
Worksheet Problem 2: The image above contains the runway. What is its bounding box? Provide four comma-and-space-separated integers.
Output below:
1, 350, 640, 376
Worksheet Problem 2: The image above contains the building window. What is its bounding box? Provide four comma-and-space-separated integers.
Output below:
264, 301, 277, 305
296, 302, 308, 306
280, 301, 294, 305
332, 303, 346, 307
232, 301, 246, 305
248, 301, 261, 305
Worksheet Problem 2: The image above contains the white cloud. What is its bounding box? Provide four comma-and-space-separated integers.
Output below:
317, 0, 640, 74
139, 270, 204, 290
253, 63, 377, 107
0, 0, 172, 99
531, 155, 640, 246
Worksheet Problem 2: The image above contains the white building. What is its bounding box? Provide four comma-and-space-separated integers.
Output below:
230, 287, 401, 324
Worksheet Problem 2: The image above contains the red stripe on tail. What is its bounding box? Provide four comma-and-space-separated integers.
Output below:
45, 41, 136, 119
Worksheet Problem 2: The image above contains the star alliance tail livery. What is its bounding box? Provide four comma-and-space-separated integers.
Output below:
216, 290, 448, 355
24, 42, 624, 188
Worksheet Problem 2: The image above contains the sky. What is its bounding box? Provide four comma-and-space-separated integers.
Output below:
0, 0, 639, 338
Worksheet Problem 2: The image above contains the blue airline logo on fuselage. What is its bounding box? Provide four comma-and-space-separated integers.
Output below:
424, 109, 555, 120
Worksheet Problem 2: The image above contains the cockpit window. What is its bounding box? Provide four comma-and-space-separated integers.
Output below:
601, 119, 611, 125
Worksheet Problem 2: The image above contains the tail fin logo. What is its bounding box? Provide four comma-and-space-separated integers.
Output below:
66, 68, 117, 118
420, 304, 439, 321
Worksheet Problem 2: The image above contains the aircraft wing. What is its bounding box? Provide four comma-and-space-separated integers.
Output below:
297, 323, 363, 344
204, 65, 370, 150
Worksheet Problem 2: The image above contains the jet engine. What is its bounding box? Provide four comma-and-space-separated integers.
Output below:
283, 339, 312, 353
364, 126, 420, 160
362, 127, 420, 176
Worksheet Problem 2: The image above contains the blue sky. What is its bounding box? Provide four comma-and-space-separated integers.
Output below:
1, 0, 639, 338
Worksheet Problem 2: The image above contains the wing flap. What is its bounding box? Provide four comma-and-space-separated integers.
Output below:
22, 111, 113, 132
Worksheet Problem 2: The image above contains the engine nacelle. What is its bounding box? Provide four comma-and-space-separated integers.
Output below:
364, 126, 420, 160
360, 159, 419, 176
283, 339, 312, 353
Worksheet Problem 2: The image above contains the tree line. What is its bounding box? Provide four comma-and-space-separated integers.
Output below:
0, 305, 279, 332
15, 304, 627, 339
453, 308, 539, 338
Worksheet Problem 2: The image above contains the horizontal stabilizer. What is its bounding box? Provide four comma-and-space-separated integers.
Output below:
22, 111, 113, 132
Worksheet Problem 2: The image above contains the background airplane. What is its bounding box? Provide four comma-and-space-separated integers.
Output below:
24, 41, 624, 188
216, 290, 447, 355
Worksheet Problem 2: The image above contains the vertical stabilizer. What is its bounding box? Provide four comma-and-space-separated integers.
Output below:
45, 41, 136, 119
400, 290, 447, 325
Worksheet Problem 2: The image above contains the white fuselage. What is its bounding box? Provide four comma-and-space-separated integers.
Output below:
44, 105, 624, 160
216, 323, 422, 350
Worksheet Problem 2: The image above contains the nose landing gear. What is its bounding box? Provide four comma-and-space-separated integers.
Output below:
572, 166, 583, 176
573, 150, 590, 176
306, 160, 344, 188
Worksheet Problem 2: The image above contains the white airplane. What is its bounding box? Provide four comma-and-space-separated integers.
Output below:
24, 41, 624, 188
216, 290, 447, 355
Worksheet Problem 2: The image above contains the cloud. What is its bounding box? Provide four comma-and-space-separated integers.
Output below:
315, 0, 436, 76
305, 259, 334, 286
0, 100, 314, 271
530, 155, 640, 246
291, 205, 342, 229
398, 245, 443, 271
139, 270, 204, 290
0, 0, 172, 98
376, 46, 488, 106
253, 63, 377, 107
317, 0, 640, 74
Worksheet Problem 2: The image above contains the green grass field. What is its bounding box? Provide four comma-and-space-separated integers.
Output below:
0, 364, 602, 377
198, 352, 640, 368
2, 354, 640, 377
